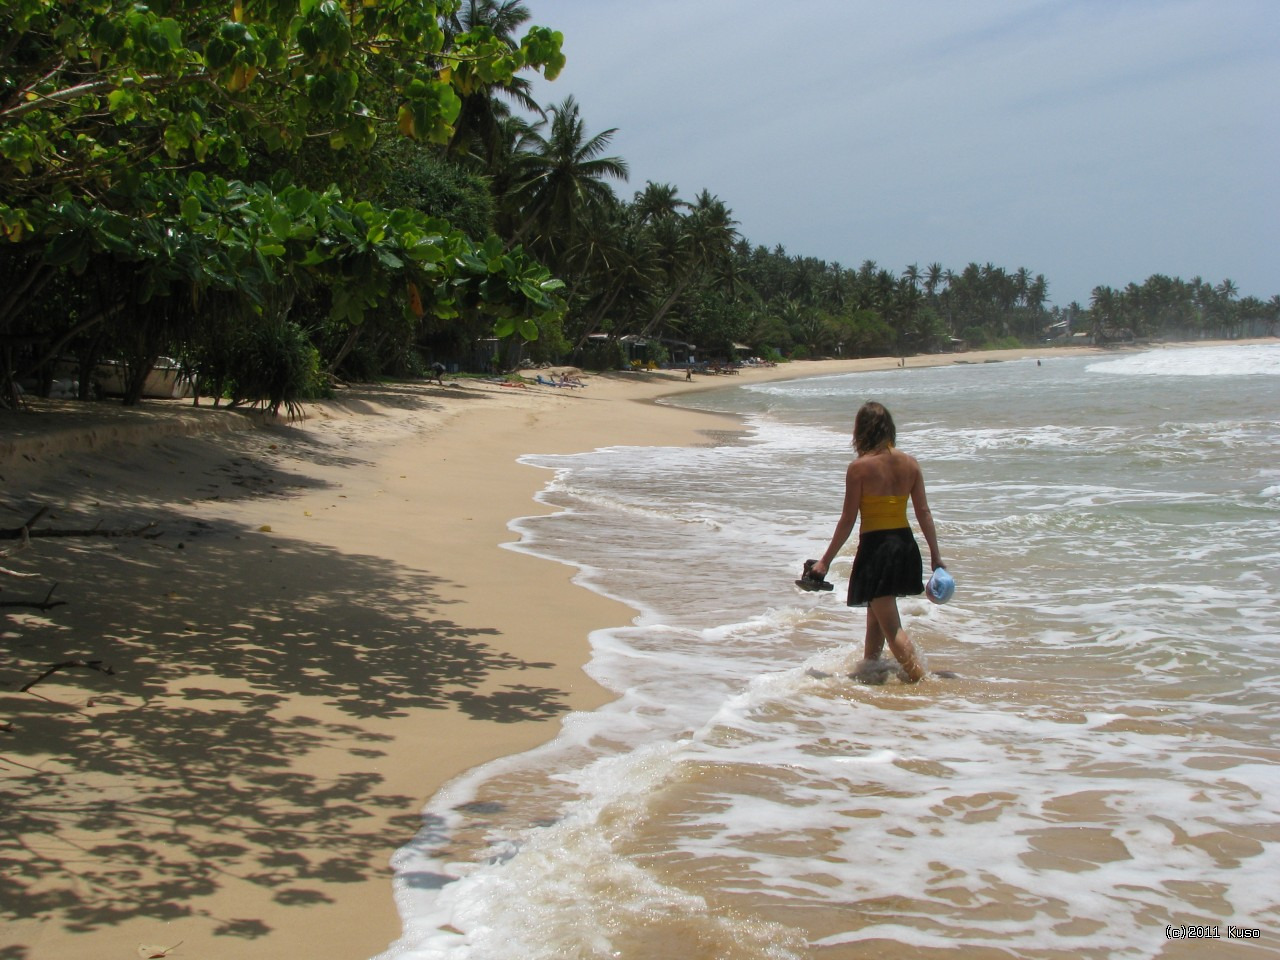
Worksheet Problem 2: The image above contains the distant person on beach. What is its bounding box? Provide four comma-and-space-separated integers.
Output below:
810, 401, 943, 682
429, 361, 446, 385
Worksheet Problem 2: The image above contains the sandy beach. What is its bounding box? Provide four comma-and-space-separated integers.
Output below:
0, 341, 1211, 959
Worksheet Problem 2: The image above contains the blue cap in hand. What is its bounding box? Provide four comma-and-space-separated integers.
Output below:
926, 567, 955, 604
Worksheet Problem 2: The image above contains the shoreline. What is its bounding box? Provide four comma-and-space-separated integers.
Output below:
0, 338, 1268, 959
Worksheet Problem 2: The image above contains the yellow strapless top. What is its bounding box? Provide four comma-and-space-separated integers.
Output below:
860, 494, 909, 533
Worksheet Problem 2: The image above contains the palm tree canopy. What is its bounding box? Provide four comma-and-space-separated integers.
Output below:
633, 182, 689, 223
513, 96, 629, 264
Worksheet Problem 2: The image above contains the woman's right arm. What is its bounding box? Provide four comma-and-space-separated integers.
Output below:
814, 462, 861, 576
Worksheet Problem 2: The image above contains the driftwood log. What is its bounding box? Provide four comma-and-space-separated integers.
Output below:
1, 504, 154, 609
0, 581, 64, 611
1, 506, 158, 542
0, 505, 48, 552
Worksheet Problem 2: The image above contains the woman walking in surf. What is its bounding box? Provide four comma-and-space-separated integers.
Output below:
809, 401, 945, 682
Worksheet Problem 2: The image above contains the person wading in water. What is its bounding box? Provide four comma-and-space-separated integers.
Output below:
810, 401, 944, 682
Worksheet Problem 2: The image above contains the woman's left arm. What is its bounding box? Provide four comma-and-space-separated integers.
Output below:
910, 463, 943, 570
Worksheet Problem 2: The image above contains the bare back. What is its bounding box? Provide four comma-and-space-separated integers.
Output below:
850, 447, 921, 499
837, 446, 940, 569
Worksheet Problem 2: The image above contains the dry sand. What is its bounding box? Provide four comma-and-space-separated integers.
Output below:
0, 342, 1181, 959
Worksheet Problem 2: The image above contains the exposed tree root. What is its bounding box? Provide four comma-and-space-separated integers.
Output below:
18, 659, 115, 693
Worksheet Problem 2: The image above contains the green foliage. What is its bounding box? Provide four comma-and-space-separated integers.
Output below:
381, 147, 495, 239
521, 307, 571, 364
982, 334, 1022, 351
682, 288, 749, 357
575, 336, 627, 371
0, 0, 565, 202
225, 316, 328, 419
831, 308, 895, 357
0, 0, 566, 406
1085, 274, 1275, 341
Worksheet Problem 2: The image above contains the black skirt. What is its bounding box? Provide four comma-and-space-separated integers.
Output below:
847, 527, 924, 606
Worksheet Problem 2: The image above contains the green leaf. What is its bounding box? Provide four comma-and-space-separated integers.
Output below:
204, 35, 236, 69
375, 249, 404, 270
220, 22, 250, 44
163, 125, 190, 158
308, 73, 336, 110
268, 211, 293, 238
43, 232, 88, 268
152, 18, 182, 53
405, 238, 444, 263
107, 88, 137, 121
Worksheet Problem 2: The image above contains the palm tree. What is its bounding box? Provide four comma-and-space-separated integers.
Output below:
924, 262, 943, 299
1211, 278, 1240, 336
632, 181, 689, 224
510, 95, 629, 268
823, 261, 844, 307
485, 113, 540, 238
1089, 285, 1119, 342
444, 1, 542, 164
903, 262, 921, 292
688, 189, 739, 273
1027, 274, 1048, 313
894, 278, 924, 355
637, 189, 739, 338
780, 299, 827, 354
1013, 266, 1031, 306
787, 256, 825, 306
564, 197, 658, 345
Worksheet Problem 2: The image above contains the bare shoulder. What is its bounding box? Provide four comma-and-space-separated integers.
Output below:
892, 449, 924, 483
891, 448, 921, 469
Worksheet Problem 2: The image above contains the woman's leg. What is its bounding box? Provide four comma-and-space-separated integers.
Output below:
851, 610, 890, 682
868, 596, 926, 682
863, 610, 886, 661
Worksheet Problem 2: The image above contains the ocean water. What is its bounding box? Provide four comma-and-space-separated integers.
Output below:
376, 343, 1280, 960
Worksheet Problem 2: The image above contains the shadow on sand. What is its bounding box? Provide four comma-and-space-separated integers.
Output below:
0, 400, 569, 948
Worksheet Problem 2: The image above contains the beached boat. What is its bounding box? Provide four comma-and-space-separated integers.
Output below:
94, 357, 196, 399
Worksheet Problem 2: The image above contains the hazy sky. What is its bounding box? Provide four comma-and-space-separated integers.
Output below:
524, 0, 1278, 308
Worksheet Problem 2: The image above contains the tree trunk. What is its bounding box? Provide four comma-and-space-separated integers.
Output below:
327, 326, 363, 376
17, 302, 124, 390
0, 261, 52, 336
638, 275, 692, 340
